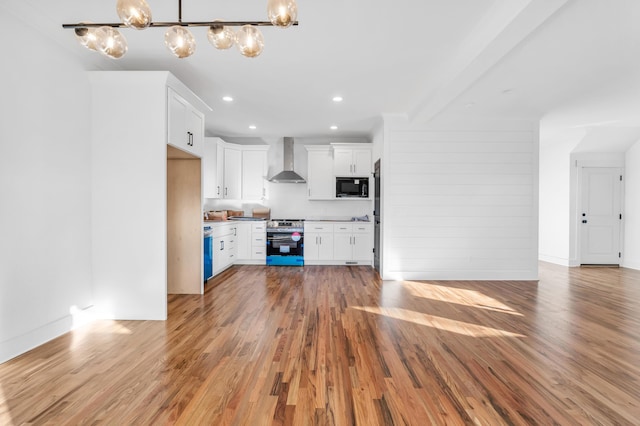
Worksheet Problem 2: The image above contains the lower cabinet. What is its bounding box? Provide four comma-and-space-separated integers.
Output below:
304, 223, 334, 262
333, 223, 373, 264
304, 222, 372, 265
236, 221, 267, 264
212, 223, 237, 276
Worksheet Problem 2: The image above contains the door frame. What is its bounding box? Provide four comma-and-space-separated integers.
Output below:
570, 154, 625, 266
374, 159, 381, 275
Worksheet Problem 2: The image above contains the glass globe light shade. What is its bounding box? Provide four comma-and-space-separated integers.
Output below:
236, 25, 264, 58
207, 22, 235, 50
267, 0, 298, 28
74, 24, 99, 51
164, 26, 196, 58
116, 0, 152, 29
95, 27, 128, 59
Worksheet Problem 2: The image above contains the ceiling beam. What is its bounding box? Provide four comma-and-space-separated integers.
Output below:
409, 0, 571, 124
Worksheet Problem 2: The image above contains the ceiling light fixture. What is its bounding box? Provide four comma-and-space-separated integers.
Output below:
64, 0, 298, 59
332, 96, 343, 102
249, 125, 257, 130
330, 125, 338, 130
222, 96, 234, 102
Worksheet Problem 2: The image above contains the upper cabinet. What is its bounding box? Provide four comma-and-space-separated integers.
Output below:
305, 143, 373, 201
306, 146, 334, 200
203, 137, 224, 198
203, 138, 268, 201
223, 145, 242, 199
167, 88, 204, 157
333, 144, 372, 177
242, 146, 269, 200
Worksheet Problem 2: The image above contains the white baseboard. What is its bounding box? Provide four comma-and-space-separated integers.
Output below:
1, 315, 72, 364
0, 306, 95, 365
538, 254, 571, 266
622, 259, 640, 271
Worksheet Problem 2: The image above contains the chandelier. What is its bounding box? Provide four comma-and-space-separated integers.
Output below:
63, 0, 298, 59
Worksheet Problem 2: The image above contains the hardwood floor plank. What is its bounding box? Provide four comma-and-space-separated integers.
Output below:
2, 262, 640, 425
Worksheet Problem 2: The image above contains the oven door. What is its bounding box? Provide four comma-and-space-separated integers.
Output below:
267, 232, 303, 256
266, 231, 304, 265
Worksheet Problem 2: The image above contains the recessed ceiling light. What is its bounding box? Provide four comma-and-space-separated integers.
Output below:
501, 88, 514, 95
222, 96, 233, 102
332, 96, 343, 103
330, 125, 338, 130
464, 102, 475, 109
249, 125, 257, 130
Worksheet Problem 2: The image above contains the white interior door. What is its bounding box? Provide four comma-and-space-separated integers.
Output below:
580, 167, 622, 265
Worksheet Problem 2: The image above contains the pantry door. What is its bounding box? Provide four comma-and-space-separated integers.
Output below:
579, 167, 622, 265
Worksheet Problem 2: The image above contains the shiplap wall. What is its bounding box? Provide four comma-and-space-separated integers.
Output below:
382, 119, 538, 280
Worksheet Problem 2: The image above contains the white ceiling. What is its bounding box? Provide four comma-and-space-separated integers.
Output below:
4, 0, 640, 145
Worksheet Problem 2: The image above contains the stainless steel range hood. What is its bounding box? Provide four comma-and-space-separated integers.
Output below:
269, 137, 306, 183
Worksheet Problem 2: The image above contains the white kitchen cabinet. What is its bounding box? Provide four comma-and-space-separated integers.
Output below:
305, 146, 334, 200
204, 139, 270, 201
304, 221, 372, 265
203, 137, 222, 198
236, 222, 252, 261
352, 223, 374, 261
242, 147, 269, 200
304, 222, 334, 263
167, 88, 204, 157
223, 146, 242, 199
212, 223, 237, 275
333, 223, 373, 264
333, 145, 372, 177
216, 143, 224, 198
236, 221, 267, 264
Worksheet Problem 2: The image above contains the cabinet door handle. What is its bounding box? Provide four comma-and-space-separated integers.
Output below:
353, 164, 356, 174
225, 187, 228, 196
220, 240, 224, 250
217, 185, 220, 195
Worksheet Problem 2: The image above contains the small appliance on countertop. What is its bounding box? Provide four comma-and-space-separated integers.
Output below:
266, 219, 304, 266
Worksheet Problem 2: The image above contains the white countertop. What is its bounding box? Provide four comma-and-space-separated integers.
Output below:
305, 216, 370, 222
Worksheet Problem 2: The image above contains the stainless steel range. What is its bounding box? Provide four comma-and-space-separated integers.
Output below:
266, 219, 304, 266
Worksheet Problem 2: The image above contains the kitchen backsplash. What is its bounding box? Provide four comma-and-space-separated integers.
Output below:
204, 181, 373, 219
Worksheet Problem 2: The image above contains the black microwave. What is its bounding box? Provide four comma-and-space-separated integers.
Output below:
336, 177, 369, 198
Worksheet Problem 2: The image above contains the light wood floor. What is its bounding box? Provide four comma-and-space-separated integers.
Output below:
1, 262, 640, 425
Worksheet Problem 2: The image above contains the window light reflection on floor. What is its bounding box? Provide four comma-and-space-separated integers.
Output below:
352, 306, 525, 338
402, 281, 523, 316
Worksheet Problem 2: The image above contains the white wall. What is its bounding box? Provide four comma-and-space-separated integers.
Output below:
624, 140, 640, 269
382, 116, 539, 280
0, 9, 93, 362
